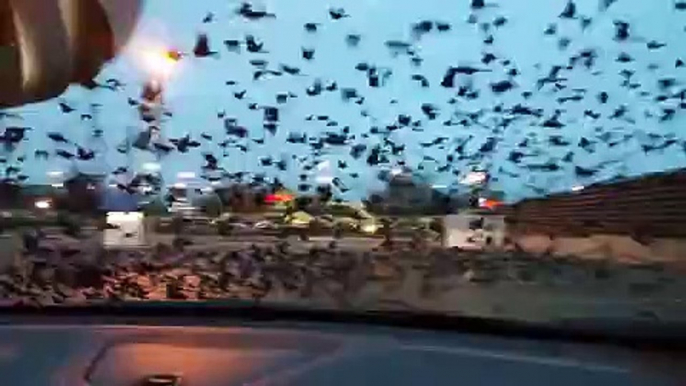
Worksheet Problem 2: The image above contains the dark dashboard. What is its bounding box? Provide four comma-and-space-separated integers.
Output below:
0, 311, 684, 386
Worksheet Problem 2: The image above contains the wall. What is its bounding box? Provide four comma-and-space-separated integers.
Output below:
501, 169, 686, 262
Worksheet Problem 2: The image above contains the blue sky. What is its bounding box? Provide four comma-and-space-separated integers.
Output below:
2, 0, 686, 202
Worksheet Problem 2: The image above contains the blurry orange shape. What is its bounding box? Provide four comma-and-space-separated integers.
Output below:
266, 193, 293, 203
481, 199, 501, 210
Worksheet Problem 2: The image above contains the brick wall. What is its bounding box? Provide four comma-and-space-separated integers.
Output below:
501, 169, 686, 239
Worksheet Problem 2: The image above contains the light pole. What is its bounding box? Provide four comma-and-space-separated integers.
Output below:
135, 49, 180, 196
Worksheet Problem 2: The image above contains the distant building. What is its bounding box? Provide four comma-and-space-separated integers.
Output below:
367, 172, 454, 215
63, 172, 106, 213
501, 168, 686, 239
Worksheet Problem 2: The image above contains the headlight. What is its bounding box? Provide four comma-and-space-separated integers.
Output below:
361, 224, 378, 234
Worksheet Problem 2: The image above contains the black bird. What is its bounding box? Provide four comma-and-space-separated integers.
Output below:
482, 52, 497, 65
302, 47, 315, 60
584, 110, 601, 119
249, 59, 269, 68
224, 39, 241, 53
609, 104, 627, 119
306, 79, 323, 96
526, 161, 560, 172
470, 0, 485, 9
350, 144, 367, 159
436, 21, 451, 32
202, 12, 214, 23
280, 64, 302, 75
557, 95, 583, 104
325, 81, 337, 91
1, 126, 28, 143
246, 35, 266, 53
559, 0, 576, 18
421, 103, 439, 120
34, 150, 49, 159
234, 90, 247, 99
345, 34, 362, 47
55, 149, 75, 159
646, 40, 666, 50
562, 151, 575, 163
340, 88, 359, 101
616, 52, 633, 63
599, 0, 618, 11
193, 34, 218, 57
323, 133, 348, 146
236, 2, 276, 20
58, 101, 75, 113
575, 166, 597, 177
479, 137, 497, 153
225, 120, 249, 137
420, 137, 448, 147
541, 112, 565, 128
412, 20, 434, 38
275, 159, 288, 171
557, 37, 571, 50
104, 78, 125, 90
597, 91, 609, 104
440, 66, 490, 88
355, 62, 371, 72
329, 7, 349, 20
304, 22, 319, 32
153, 142, 174, 154
642, 139, 678, 153
287, 133, 306, 144
613, 20, 630, 41
385, 40, 413, 53
47, 132, 69, 143
490, 80, 515, 93
544, 23, 557, 35
493, 16, 508, 27
112, 166, 128, 175
508, 150, 525, 164
549, 135, 570, 146
76, 147, 95, 160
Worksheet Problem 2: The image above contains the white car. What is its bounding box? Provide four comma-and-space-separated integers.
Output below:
254, 220, 278, 230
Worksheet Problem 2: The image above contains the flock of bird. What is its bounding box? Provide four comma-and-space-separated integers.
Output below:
2, 0, 686, 201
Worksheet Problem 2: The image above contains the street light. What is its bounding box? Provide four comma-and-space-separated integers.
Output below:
142, 162, 161, 172
34, 200, 51, 209
177, 171, 196, 179
138, 48, 181, 82
461, 171, 488, 186
131, 47, 181, 198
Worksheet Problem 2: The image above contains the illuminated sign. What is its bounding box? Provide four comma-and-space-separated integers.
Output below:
265, 193, 294, 203
461, 171, 488, 186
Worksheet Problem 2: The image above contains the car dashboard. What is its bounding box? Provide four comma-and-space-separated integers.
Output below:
0, 314, 684, 386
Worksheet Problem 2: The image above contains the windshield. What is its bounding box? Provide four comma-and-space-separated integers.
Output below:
1, 0, 686, 328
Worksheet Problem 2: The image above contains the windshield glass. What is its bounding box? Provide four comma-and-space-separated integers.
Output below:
1, 0, 686, 327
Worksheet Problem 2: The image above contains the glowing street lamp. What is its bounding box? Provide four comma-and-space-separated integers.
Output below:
34, 200, 51, 209
139, 48, 181, 82
131, 47, 182, 193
